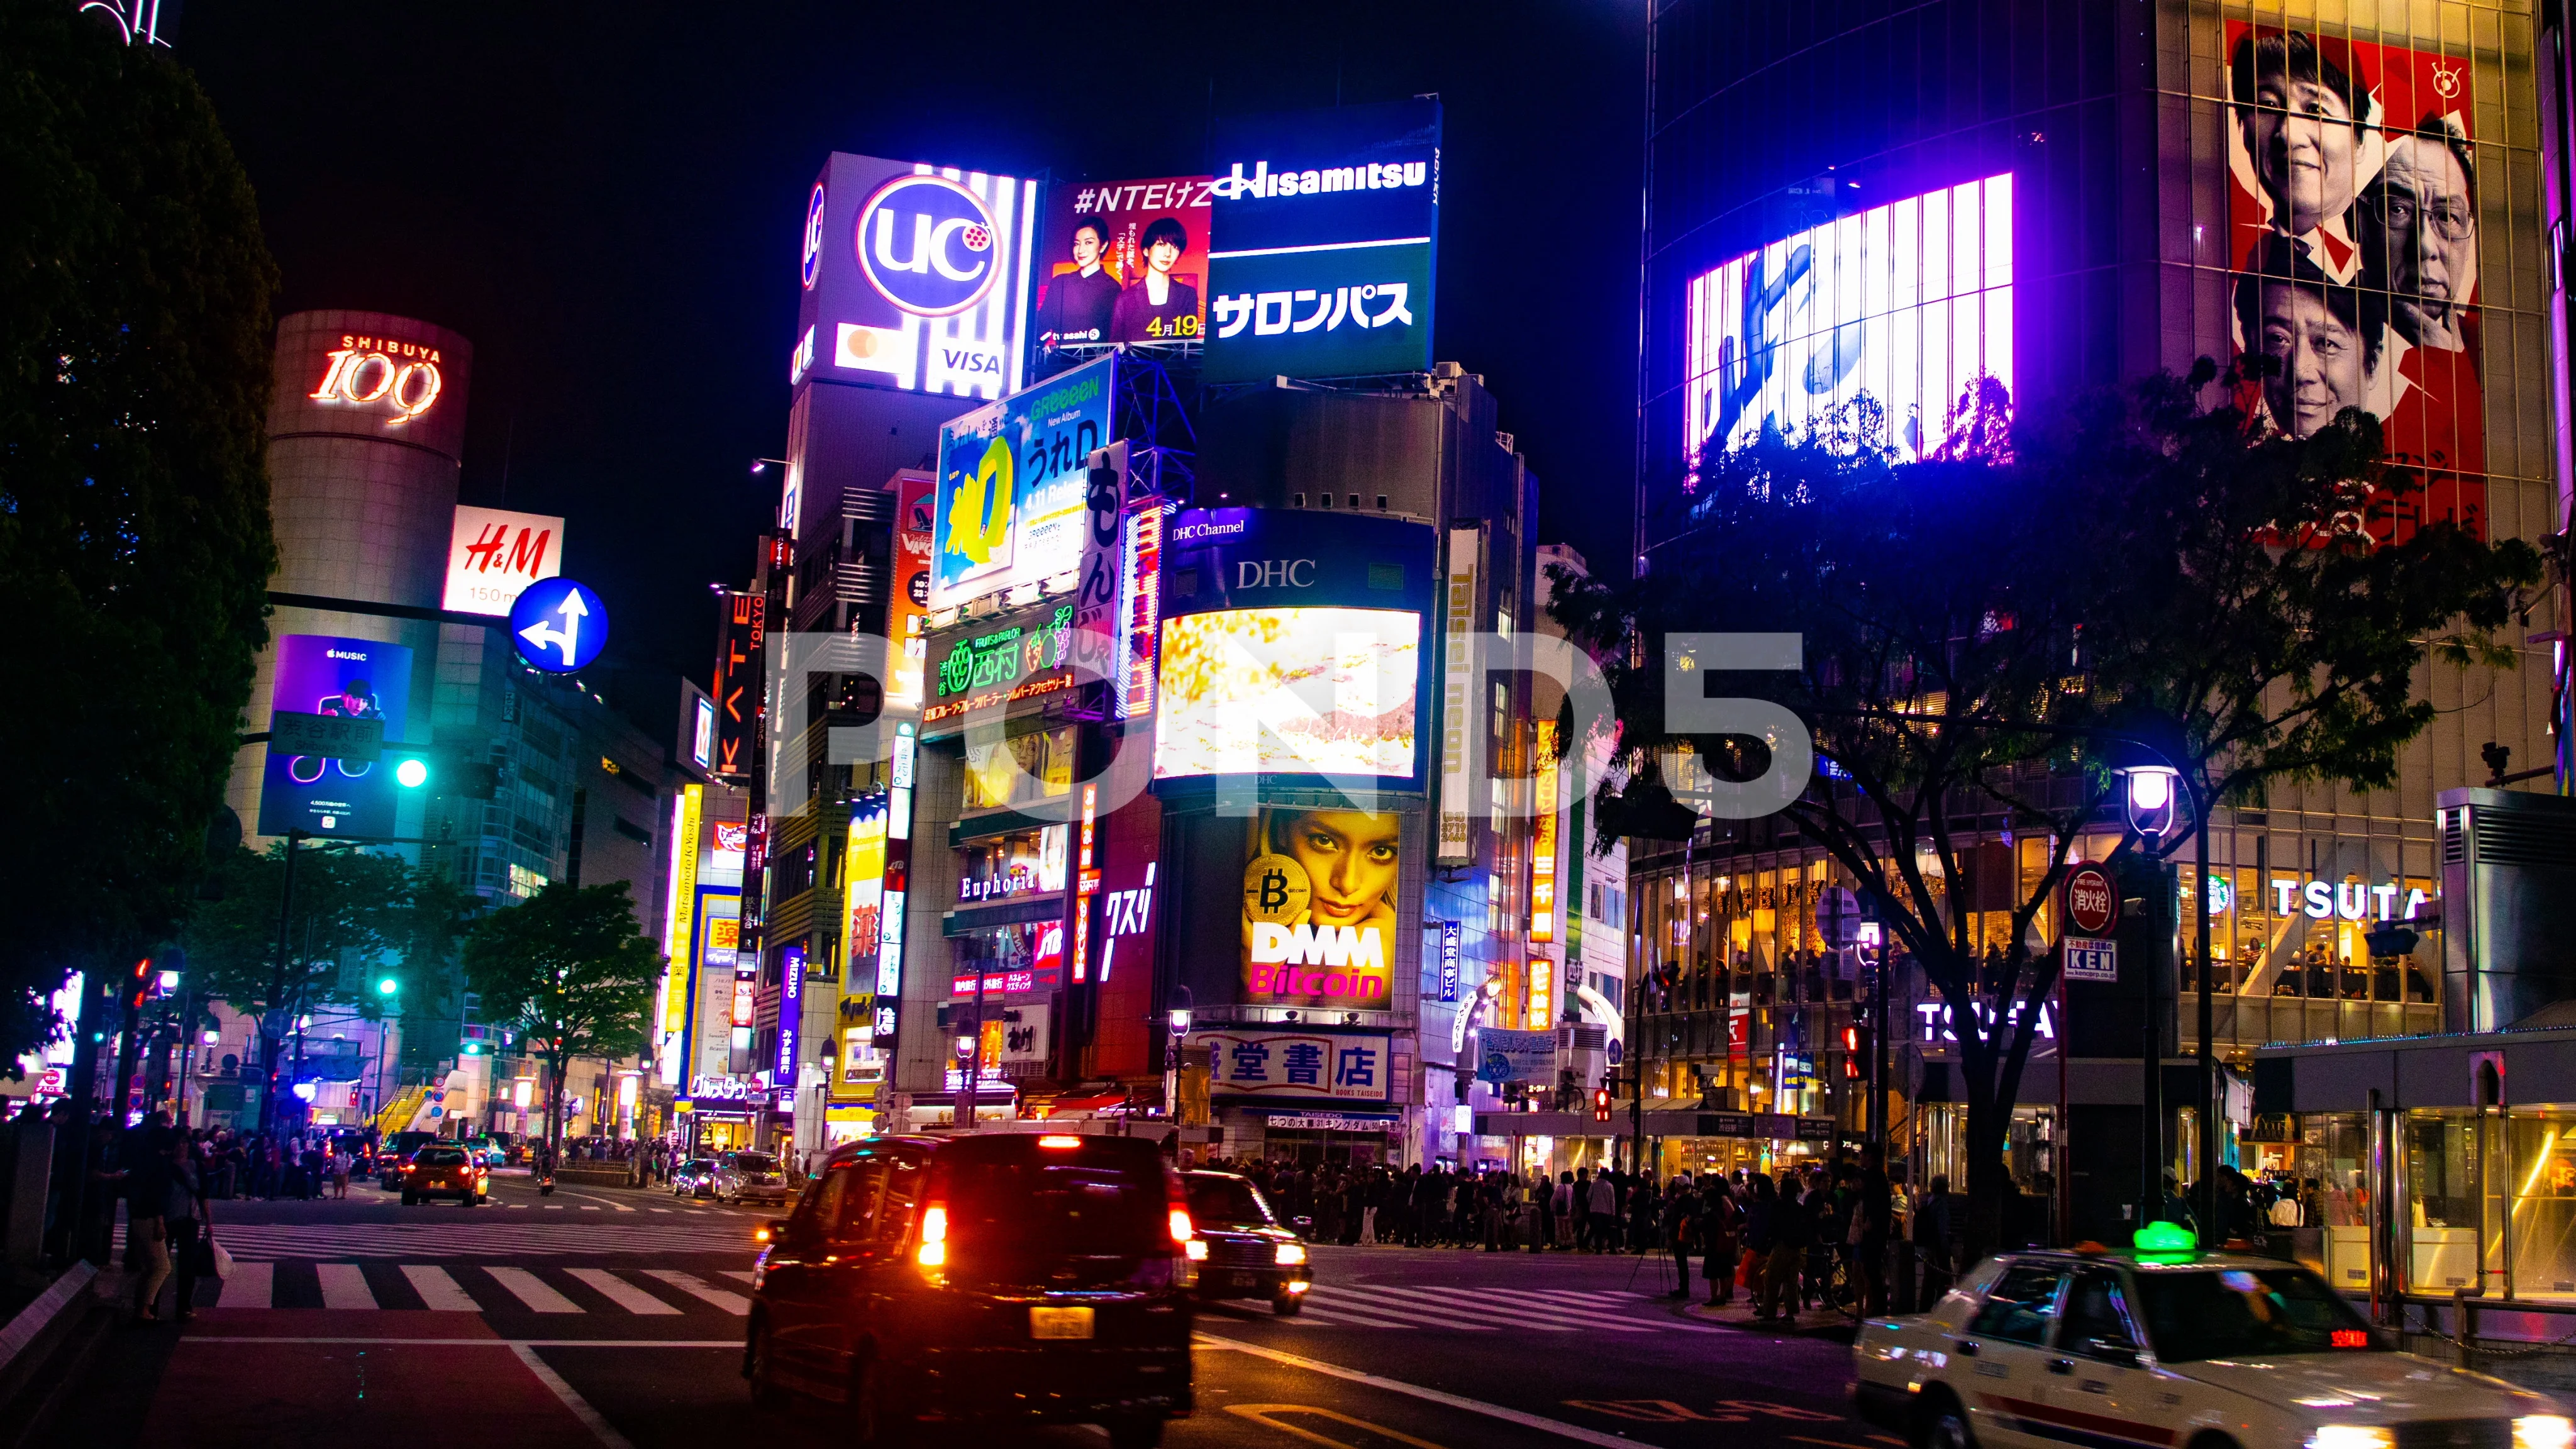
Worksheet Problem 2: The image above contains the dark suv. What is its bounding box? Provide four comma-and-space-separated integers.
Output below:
1182, 1170, 1311, 1315
746, 1133, 1194, 1446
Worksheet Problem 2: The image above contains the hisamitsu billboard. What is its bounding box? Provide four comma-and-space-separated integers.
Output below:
1204, 99, 1440, 384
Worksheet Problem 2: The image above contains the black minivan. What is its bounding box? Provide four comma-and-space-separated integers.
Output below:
746, 1132, 1195, 1446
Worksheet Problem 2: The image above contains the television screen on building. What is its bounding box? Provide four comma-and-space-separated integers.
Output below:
256, 635, 414, 840
1152, 606, 1421, 782
1684, 172, 2014, 476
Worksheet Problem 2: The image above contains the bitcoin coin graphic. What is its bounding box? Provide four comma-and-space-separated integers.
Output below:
1243, 853, 1311, 925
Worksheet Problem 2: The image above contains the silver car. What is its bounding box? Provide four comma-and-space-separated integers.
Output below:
711, 1150, 789, 1206
672, 1157, 720, 1198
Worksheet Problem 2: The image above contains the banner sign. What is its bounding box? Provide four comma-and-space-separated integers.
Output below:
1474, 1026, 1557, 1085
1201, 1028, 1392, 1103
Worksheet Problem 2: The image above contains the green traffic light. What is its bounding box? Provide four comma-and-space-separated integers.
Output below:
377, 977, 399, 996
396, 758, 429, 788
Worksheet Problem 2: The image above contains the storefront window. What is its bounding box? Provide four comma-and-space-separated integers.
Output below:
2508, 1113, 2576, 1301
2401, 1109, 2500, 1296
961, 726, 1075, 811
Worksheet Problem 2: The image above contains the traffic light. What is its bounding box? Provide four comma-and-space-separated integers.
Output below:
395, 756, 430, 788
1594, 1072, 1614, 1123
1841, 1024, 1872, 1078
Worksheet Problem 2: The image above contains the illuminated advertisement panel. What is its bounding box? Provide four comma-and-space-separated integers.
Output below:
1529, 718, 1560, 942
1203, 1027, 1392, 1103
1239, 808, 1402, 1008
711, 591, 763, 782
2221, 22, 2484, 539
1149, 509, 1435, 787
1156, 608, 1421, 780
1204, 99, 1440, 384
662, 784, 704, 1033
796, 152, 1040, 401
441, 505, 563, 616
257, 635, 413, 839
886, 475, 935, 710
931, 357, 1115, 608
1036, 175, 1214, 352
1114, 502, 1167, 720
1684, 173, 2014, 475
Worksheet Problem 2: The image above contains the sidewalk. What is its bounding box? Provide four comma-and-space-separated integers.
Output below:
1679, 1297, 1862, 1343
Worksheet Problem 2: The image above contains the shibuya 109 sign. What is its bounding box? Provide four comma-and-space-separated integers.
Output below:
309, 331, 446, 426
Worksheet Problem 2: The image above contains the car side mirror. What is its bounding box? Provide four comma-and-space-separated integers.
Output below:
1292, 1216, 1315, 1236
2084, 1338, 2140, 1368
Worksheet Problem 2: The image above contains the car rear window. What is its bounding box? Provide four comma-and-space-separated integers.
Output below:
1186, 1175, 1275, 1228
938, 1142, 1167, 1257
417, 1148, 468, 1164
728, 1153, 778, 1172
2131, 1265, 2381, 1361
684, 1160, 714, 1172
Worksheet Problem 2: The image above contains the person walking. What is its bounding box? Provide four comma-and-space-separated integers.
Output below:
1853, 1144, 1894, 1314
1660, 1176, 1697, 1299
1585, 1167, 1618, 1253
1701, 1177, 1741, 1307
162, 1134, 207, 1321
126, 1128, 175, 1322
1759, 1169, 1811, 1322
1741, 1172, 1779, 1318
330, 1145, 352, 1199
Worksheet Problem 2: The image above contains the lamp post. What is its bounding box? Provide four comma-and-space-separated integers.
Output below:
2119, 763, 2185, 1231
1163, 986, 1194, 1124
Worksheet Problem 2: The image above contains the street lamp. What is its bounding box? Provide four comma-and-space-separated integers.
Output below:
1163, 985, 1194, 1123
2120, 763, 2180, 838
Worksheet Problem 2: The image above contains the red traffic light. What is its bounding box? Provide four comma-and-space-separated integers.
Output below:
1592, 1087, 1612, 1123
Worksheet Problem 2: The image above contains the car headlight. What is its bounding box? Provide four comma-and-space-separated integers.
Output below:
1275, 1242, 1307, 1266
2308, 1428, 2396, 1449
2517, 1418, 2576, 1449
1184, 1238, 1209, 1262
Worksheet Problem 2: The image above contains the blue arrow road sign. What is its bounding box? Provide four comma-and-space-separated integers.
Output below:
509, 577, 608, 673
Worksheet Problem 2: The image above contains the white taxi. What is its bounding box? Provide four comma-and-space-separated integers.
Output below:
1853, 1240, 2571, 1449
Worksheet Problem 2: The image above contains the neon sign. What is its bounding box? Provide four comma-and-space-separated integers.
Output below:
311, 333, 443, 427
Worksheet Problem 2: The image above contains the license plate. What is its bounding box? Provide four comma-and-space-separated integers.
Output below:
1228, 1272, 1257, 1287
1030, 1306, 1095, 1340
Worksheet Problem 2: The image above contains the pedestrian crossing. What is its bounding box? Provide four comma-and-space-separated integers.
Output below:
1202, 1284, 1726, 1336
211, 1219, 757, 1260
206, 1260, 762, 1315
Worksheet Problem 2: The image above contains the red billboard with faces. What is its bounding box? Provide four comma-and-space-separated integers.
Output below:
2223, 22, 2483, 541
1034, 175, 1214, 352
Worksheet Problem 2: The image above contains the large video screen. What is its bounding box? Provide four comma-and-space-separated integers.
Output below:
930, 357, 1113, 609
1684, 173, 2014, 475
2223, 22, 2484, 540
256, 635, 413, 840
1153, 606, 1421, 781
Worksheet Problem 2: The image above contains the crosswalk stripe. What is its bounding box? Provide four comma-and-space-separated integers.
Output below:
1482, 1285, 1729, 1333
643, 1269, 748, 1315
1364, 1284, 1652, 1332
487, 1267, 584, 1313
1299, 1286, 1495, 1331
567, 1269, 679, 1315
719, 1271, 756, 1284
222, 1261, 273, 1309
401, 1265, 478, 1312
316, 1263, 377, 1309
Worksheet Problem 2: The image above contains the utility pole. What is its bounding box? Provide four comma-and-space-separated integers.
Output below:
2195, 799, 2219, 1240
264, 828, 306, 1135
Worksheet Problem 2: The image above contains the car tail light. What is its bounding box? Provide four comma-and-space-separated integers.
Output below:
1036, 1135, 1082, 1149
1184, 1238, 1208, 1262
402, 1163, 416, 1173
917, 1204, 948, 1267
1169, 1208, 1193, 1244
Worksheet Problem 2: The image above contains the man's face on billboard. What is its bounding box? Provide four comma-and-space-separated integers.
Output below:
2255, 282, 2368, 436
2368, 136, 2476, 328
1071, 225, 1104, 270
1281, 810, 1400, 928
2246, 73, 2359, 235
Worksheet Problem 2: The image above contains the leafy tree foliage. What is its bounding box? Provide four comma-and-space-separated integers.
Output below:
0, 4, 278, 1059
1554, 374, 2538, 1257
462, 882, 660, 1154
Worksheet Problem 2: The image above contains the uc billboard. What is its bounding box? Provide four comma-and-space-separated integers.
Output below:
796, 152, 1041, 401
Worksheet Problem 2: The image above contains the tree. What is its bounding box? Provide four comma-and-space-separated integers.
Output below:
461, 882, 660, 1158
1554, 373, 2537, 1261
180, 843, 472, 1124
0, 3, 279, 1063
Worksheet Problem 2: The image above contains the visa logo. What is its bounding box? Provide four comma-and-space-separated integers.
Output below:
941, 348, 1002, 375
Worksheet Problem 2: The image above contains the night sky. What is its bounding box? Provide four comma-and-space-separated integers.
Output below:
181, 3, 1644, 703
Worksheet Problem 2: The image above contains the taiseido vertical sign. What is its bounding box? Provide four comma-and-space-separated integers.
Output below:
1436, 527, 1481, 862
441, 506, 565, 616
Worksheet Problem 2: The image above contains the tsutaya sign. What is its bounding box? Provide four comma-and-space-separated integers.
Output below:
2265, 878, 2434, 923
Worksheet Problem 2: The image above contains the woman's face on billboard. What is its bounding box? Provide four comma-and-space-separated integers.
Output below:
1283, 810, 1400, 926
2249, 74, 2358, 235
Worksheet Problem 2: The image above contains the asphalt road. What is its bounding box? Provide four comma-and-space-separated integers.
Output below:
45, 1177, 1875, 1449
